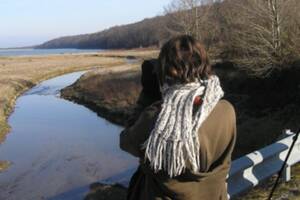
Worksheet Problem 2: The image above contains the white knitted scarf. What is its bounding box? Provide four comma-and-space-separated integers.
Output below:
143, 75, 224, 177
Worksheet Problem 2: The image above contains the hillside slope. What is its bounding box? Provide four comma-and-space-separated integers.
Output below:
36, 15, 173, 49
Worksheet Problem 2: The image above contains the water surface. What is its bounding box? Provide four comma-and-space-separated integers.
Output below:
0, 48, 104, 57
0, 71, 137, 200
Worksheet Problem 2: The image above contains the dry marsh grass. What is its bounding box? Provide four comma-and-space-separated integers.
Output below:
96, 48, 159, 59
61, 64, 142, 125
79, 65, 141, 106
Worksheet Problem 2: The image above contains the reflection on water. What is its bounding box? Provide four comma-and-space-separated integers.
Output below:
0, 71, 137, 200
25, 72, 88, 96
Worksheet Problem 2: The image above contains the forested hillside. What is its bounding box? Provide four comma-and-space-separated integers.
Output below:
36, 15, 173, 49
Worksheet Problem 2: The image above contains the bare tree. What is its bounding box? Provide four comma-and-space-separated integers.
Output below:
165, 0, 300, 76
221, 0, 300, 76
165, 0, 224, 57
164, 0, 214, 39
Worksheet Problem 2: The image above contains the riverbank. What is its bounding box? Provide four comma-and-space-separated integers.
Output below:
61, 49, 158, 126
0, 54, 120, 142
61, 68, 141, 126
0, 49, 158, 171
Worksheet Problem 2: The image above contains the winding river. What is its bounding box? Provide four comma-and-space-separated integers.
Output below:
0, 71, 137, 200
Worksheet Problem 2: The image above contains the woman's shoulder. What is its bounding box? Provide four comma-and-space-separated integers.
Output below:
217, 99, 235, 111
215, 99, 236, 118
203, 99, 236, 130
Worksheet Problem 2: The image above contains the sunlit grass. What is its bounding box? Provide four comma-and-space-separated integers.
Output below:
61, 63, 142, 125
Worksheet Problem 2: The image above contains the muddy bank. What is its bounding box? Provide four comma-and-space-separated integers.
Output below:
61, 64, 141, 126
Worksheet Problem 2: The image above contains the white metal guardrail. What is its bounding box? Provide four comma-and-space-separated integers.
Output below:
227, 130, 300, 199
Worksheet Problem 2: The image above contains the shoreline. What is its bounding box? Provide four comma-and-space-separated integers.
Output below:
0, 49, 158, 137
0, 68, 95, 172
61, 68, 142, 127
0, 49, 157, 172
0, 58, 123, 141
0, 48, 159, 58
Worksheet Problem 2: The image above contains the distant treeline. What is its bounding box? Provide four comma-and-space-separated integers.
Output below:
36, 15, 173, 49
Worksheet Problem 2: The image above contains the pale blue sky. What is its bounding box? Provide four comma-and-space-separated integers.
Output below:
0, 0, 172, 48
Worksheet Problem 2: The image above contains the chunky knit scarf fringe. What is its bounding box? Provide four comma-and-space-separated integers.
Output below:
143, 75, 224, 177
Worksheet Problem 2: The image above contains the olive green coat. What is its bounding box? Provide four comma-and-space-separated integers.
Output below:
120, 99, 236, 200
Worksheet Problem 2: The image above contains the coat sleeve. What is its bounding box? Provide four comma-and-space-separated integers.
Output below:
120, 101, 161, 158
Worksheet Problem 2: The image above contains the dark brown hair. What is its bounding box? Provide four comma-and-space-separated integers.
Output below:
156, 35, 211, 86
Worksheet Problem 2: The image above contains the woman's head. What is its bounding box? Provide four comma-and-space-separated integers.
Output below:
157, 35, 211, 86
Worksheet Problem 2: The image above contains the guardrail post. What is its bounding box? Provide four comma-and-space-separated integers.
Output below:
282, 165, 291, 182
